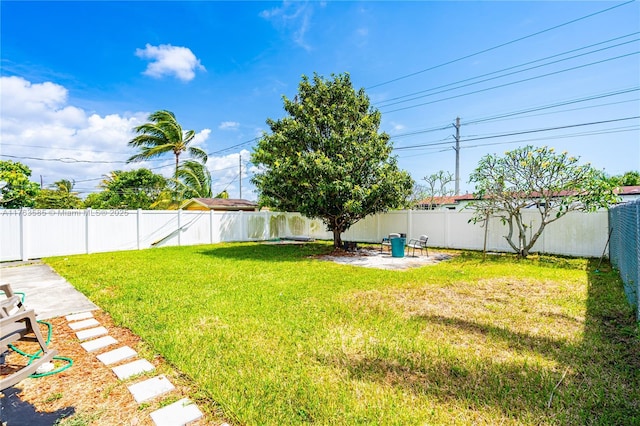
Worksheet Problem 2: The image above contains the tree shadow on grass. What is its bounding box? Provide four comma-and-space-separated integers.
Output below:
196, 241, 332, 263
0, 386, 75, 426
319, 259, 640, 424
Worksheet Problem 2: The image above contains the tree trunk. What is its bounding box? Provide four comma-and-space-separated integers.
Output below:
332, 228, 342, 249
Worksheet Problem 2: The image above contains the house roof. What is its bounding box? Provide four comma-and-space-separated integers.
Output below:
418, 193, 475, 206
180, 198, 258, 211
616, 185, 640, 195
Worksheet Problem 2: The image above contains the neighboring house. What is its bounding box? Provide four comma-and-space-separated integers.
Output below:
415, 186, 640, 211
416, 194, 476, 211
615, 186, 640, 203
180, 198, 258, 211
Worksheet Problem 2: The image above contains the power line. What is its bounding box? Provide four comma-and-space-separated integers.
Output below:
382, 51, 640, 114
367, 0, 635, 89
388, 87, 639, 139
376, 37, 640, 108
393, 116, 640, 151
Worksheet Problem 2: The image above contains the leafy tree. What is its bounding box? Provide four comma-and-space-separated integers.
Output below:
0, 160, 40, 208
127, 110, 208, 177
421, 170, 455, 209
85, 168, 166, 209
607, 170, 640, 187
251, 72, 413, 248
468, 145, 617, 258
172, 160, 212, 200
34, 179, 83, 209
215, 190, 229, 199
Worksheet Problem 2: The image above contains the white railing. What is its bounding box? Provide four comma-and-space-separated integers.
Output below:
0, 208, 609, 262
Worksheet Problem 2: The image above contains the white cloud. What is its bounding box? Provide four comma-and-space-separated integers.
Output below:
0, 76, 179, 194
191, 129, 211, 147
135, 44, 205, 82
219, 121, 240, 130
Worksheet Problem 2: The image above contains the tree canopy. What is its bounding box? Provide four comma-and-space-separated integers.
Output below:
127, 110, 208, 177
251, 73, 413, 248
0, 160, 40, 208
468, 145, 617, 258
84, 168, 166, 209
34, 179, 83, 209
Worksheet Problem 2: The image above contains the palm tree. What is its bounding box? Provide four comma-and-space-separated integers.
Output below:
172, 160, 212, 199
127, 110, 208, 177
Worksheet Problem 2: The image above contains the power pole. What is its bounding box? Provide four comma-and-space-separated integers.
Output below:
239, 154, 242, 199
453, 117, 461, 195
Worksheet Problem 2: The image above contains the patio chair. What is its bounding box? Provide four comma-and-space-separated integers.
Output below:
380, 233, 401, 253
406, 235, 429, 257
1, 283, 58, 391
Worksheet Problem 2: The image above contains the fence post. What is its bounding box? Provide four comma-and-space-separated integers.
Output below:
19, 208, 27, 261
137, 209, 142, 250
210, 210, 214, 244
177, 209, 182, 246
85, 208, 91, 254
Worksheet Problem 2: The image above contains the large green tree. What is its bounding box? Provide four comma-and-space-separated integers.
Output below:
127, 110, 208, 177
85, 168, 166, 209
0, 160, 40, 208
468, 145, 617, 258
34, 179, 83, 209
251, 73, 413, 248
607, 170, 640, 187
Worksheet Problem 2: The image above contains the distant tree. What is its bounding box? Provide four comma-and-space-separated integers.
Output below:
468, 145, 617, 258
607, 170, 640, 187
85, 168, 166, 209
127, 110, 208, 177
172, 160, 212, 200
0, 160, 40, 208
215, 190, 229, 199
421, 170, 455, 209
35, 179, 83, 209
251, 72, 413, 248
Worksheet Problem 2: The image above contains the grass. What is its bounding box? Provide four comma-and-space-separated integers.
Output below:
46, 242, 639, 425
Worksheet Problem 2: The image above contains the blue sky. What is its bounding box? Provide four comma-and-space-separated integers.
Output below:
1, 1, 639, 200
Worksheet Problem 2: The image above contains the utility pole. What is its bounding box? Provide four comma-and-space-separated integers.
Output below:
239, 154, 242, 199
453, 117, 461, 195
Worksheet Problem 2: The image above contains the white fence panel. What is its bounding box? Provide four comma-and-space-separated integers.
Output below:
1, 213, 22, 261
25, 212, 87, 258
87, 211, 139, 254
0, 208, 610, 261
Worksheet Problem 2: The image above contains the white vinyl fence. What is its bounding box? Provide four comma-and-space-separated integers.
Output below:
0, 208, 609, 262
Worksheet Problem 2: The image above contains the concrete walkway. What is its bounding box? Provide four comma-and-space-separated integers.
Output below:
0, 260, 98, 320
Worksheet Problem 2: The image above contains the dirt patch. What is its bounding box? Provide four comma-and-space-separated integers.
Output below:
1, 310, 226, 425
315, 247, 454, 270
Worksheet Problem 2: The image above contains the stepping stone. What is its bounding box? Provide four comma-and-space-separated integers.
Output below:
76, 326, 108, 341
127, 375, 175, 403
68, 318, 100, 330
80, 336, 118, 352
97, 346, 137, 366
65, 311, 94, 322
150, 398, 203, 426
112, 359, 155, 380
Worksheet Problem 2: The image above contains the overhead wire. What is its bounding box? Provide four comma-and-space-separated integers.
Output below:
381, 51, 640, 113
366, 0, 636, 89
376, 37, 640, 108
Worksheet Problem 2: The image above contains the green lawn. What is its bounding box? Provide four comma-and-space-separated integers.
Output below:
46, 242, 639, 425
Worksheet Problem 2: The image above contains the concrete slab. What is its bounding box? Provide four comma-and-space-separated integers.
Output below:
150, 398, 203, 426
76, 326, 108, 341
80, 335, 118, 352
97, 346, 137, 366
128, 375, 175, 403
0, 262, 98, 320
66, 311, 94, 322
112, 359, 155, 380
68, 318, 100, 330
